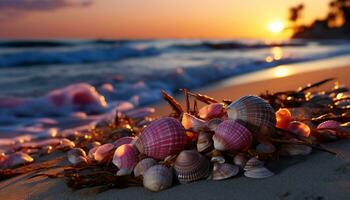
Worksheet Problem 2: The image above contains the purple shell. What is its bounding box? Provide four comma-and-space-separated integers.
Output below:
134, 117, 187, 160
113, 137, 134, 149
317, 120, 341, 130
198, 103, 226, 120
213, 120, 253, 151
112, 144, 139, 175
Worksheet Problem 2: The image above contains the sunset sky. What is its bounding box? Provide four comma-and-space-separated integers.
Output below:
0, 0, 331, 39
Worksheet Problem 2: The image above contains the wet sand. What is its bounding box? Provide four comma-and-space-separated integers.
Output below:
1, 65, 350, 200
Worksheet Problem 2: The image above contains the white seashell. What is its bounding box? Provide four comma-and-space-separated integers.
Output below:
134, 158, 157, 177
211, 156, 225, 164
212, 163, 240, 181
244, 167, 274, 179
143, 165, 173, 192
243, 157, 264, 171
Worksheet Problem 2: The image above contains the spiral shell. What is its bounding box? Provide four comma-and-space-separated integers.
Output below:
198, 103, 226, 120
134, 158, 157, 177
134, 117, 188, 160
174, 150, 210, 183
212, 163, 240, 181
112, 144, 139, 176
197, 131, 213, 153
213, 120, 253, 151
143, 165, 173, 192
227, 95, 276, 134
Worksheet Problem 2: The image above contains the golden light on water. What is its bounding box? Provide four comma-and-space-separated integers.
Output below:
273, 66, 291, 77
268, 21, 284, 33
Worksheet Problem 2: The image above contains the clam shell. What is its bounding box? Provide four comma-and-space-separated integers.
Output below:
233, 153, 247, 168
93, 143, 115, 163
243, 157, 264, 171
134, 117, 188, 160
244, 167, 274, 179
227, 95, 276, 134
213, 120, 253, 151
112, 144, 139, 176
279, 142, 312, 156
56, 138, 75, 150
67, 148, 87, 165
182, 113, 206, 132
143, 165, 173, 192
206, 118, 223, 132
134, 158, 157, 177
198, 103, 226, 120
5, 152, 34, 167
197, 131, 213, 153
174, 150, 210, 183
317, 120, 341, 130
113, 137, 134, 149
212, 163, 240, 181
315, 120, 341, 141
287, 121, 311, 137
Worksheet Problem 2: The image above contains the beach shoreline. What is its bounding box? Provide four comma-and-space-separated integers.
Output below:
1, 64, 350, 200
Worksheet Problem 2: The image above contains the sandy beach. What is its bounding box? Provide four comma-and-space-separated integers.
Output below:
1, 65, 350, 200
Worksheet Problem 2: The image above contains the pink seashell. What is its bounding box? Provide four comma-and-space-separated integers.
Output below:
112, 144, 139, 176
287, 121, 311, 137
198, 103, 226, 120
113, 137, 134, 149
213, 120, 253, 151
181, 113, 206, 132
317, 120, 341, 130
134, 117, 188, 160
93, 143, 115, 163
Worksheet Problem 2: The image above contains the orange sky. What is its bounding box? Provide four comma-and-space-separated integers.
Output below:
0, 0, 331, 39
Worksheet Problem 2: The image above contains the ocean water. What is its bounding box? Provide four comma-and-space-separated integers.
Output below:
0, 39, 350, 136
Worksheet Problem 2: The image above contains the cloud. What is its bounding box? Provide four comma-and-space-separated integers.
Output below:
0, 0, 93, 16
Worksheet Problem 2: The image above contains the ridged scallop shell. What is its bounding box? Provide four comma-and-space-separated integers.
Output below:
5, 152, 34, 167
143, 165, 173, 192
244, 167, 274, 179
93, 143, 115, 163
67, 148, 87, 166
227, 95, 276, 134
112, 144, 139, 176
212, 163, 240, 181
182, 113, 206, 132
317, 120, 341, 130
134, 158, 157, 177
198, 103, 226, 120
243, 157, 264, 171
287, 121, 311, 137
213, 120, 253, 151
197, 131, 213, 153
113, 137, 134, 149
233, 153, 248, 168
134, 117, 188, 160
174, 150, 210, 183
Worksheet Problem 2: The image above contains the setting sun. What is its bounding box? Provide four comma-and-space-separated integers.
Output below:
268, 21, 285, 33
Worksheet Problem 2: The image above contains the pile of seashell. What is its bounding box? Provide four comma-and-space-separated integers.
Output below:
1, 79, 350, 193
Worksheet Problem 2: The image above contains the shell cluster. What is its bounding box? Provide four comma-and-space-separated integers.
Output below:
2, 79, 349, 193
